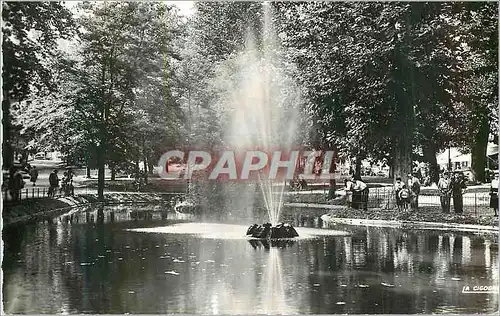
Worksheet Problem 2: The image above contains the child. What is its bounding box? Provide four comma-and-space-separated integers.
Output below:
394, 177, 406, 210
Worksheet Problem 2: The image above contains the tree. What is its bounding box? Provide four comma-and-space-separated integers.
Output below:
2, 1, 76, 168
175, 1, 266, 149
184, 2, 310, 150
457, 3, 498, 182
72, 2, 183, 199
273, 2, 497, 183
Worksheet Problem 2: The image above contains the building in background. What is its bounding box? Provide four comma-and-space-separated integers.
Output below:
436, 143, 498, 173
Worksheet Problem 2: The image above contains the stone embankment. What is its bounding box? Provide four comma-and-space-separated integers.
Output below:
2, 192, 182, 225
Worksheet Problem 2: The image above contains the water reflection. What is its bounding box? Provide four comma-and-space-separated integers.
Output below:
260, 247, 292, 314
2, 205, 499, 314
248, 239, 296, 250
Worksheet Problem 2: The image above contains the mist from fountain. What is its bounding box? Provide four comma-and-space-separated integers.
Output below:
216, 3, 306, 226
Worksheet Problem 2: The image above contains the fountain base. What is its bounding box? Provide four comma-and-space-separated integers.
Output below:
246, 223, 299, 239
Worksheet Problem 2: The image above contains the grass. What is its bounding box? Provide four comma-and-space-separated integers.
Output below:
326, 206, 499, 227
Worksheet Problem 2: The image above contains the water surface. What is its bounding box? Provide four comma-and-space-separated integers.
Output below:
2, 205, 498, 314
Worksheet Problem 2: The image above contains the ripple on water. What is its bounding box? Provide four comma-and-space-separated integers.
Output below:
127, 223, 349, 239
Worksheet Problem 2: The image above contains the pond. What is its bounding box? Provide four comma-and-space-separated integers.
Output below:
2, 204, 498, 314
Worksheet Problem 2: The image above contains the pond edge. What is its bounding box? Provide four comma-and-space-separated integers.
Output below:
320, 214, 499, 233
3, 193, 182, 226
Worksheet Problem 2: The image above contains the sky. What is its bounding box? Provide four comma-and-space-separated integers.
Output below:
58, 1, 194, 52
165, 1, 195, 17
64, 1, 195, 17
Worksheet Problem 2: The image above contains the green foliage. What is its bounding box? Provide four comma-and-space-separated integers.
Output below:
2, 1, 76, 99
175, 2, 265, 147
273, 2, 497, 172
69, 2, 185, 168
2, 1, 76, 168
6, 1, 496, 186
193, 1, 263, 60
180, 2, 311, 150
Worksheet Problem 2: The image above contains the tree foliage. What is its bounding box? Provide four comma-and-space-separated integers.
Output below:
68, 2, 185, 196
5, 1, 497, 191
273, 2, 497, 181
2, 1, 76, 167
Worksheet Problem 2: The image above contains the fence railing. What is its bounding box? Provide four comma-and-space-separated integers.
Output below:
3, 187, 51, 202
3, 185, 496, 217
345, 187, 494, 216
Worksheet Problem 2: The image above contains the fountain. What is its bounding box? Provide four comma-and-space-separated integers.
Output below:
246, 222, 299, 239
173, 3, 306, 237
212, 3, 306, 238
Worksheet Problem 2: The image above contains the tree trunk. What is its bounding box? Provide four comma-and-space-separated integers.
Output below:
97, 61, 108, 201
328, 179, 336, 199
388, 159, 394, 179
391, 36, 415, 185
471, 110, 489, 183
148, 155, 154, 175
110, 165, 116, 181
393, 142, 412, 184
391, 85, 414, 184
85, 149, 91, 178
97, 101, 107, 200
2, 91, 14, 169
97, 144, 105, 201
423, 143, 439, 184
142, 136, 148, 184
143, 158, 148, 184
355, 157, 361, 179
328, 154, 336, 199
392, 99, 414, 185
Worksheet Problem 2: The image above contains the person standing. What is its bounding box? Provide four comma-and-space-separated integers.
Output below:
451, 172, 466, 214
408, 173, 421, 211
48, 169, 60, 197
394, 177, 406, 211
352, 176, 368, 210
7, 166, 16, 200
344, 178, 354, 208
490, 172, 498, 217
66, 168, 75, 196
438, 172, 452, 213
67, 168, 74, 181
60, 171, 69, 196
10, 168, 24, 202
29, 166, 39, 186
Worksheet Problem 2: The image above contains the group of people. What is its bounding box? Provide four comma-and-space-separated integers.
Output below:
341, 169, 499, 216
344, 176, 369, 210
6, 165, 39, 201
48, 169, 75, 197
437, 171, 468, 213
289, 175, 308, 191
394, 173, 421, 211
